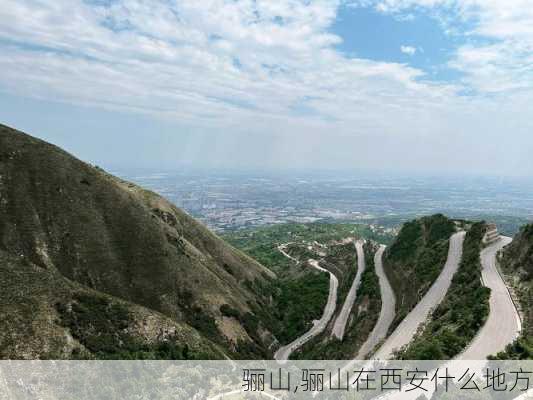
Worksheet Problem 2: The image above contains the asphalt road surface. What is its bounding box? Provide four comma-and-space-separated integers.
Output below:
274, 259, 338, 363
356, 244, 396, 359
459, 236, 521, 360
331, 240, 366, 340
373, 231, 466, 359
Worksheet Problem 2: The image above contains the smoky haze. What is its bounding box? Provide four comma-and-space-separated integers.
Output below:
1, 93, 531, 178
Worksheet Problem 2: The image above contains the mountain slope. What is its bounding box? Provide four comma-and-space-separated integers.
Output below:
0, 248, 224, 359
0, 123, 274, 359
497, 224, 533, 359
383, 214, 457, 331
397, 222, 489, 359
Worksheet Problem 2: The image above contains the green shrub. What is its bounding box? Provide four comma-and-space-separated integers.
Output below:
398, 222, 488, 359
385, 214, 457, 334
272, 272, 329, 344
56, 293, 206, 359
220, 304, 240, 319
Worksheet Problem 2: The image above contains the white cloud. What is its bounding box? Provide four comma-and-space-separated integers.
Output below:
0, 0, 455, 134
400, 45, 417, 55
0, 0, 532, 175
356, 0, 533, 95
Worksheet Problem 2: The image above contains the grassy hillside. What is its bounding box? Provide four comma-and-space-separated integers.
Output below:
292, 241, 382, 359
0, 123, 275, 359
223, 222, 393, 276
322, 242, 358, 309
383, 214, 457, 332
224, 222, 391, 346
269, 267, 329, 344
494, 224, 533, 359
0, 249, 224, 359
396, 221, 489, 359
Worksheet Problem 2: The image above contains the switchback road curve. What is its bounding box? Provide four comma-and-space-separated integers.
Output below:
331, 240, 366, 340
460, 236, 521, 360
274, 259, 339, 363
356, 244, 396, 359
373, 231, 466, 359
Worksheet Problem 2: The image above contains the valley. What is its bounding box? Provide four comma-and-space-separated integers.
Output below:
356, 244, 394, 359
460, 236, 521, 359
122, 169, 533, 236
0, 123, 531, 362
226, 215, 528, 361
375, 231, 466, 359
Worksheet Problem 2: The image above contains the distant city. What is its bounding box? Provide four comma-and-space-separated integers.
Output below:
117, 170, 533, 235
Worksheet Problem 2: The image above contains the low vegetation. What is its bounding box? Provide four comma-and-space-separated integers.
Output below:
384, 214, 456, 332
492, 224, 533, 359
231, 271, 331, 348
56, 293, 215, 359
323, 242, 358, 308
292, 241, 382, 359
396, 221, 488, 359
271, 270, 330, 344
224, 222, 392, 347
223, 222, 394, 276
0, 124, 277, 359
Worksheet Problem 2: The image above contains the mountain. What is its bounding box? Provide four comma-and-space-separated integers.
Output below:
395, 221, 489, 359
382, 214, 457, 330
498, 224, 533, 358
0, 123, 275, 359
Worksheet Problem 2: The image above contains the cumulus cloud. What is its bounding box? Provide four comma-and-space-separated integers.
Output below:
0, 0, 457, 135
356, 0, 533, 95
0, 0, 532, 175
400, 45, 417, 55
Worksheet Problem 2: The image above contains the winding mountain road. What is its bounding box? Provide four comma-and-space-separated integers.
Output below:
371, 235, 522, 400
373, 231, 466, 359
356, 244, 396, 359
459, 235, 521, 360
277, 244, 298, 264
274, 259, 339, 363
331, 240, 366, 340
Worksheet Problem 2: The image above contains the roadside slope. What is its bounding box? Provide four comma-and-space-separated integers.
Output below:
397, 222, 490, 359
460, 236, 521, 360
374, 231, 465, 359
274, 259, 338, 362
496, 224, 533, 358
292, 241, 382, 360
357, 244, 395, 359
383, 214, 457, 331
0, 123, 274, 359
331, 240, 365, 340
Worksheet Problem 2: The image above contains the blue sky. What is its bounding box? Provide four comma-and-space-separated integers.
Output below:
0, 0, 532, 176
334, 6, 448, 66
